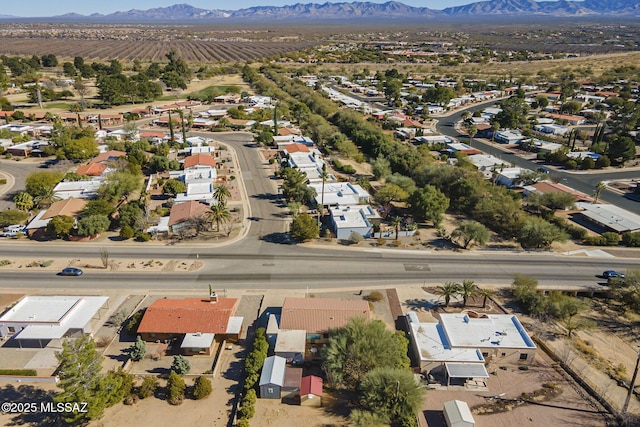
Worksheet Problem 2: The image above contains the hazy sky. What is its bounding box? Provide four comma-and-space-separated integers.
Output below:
3, 1, 474, 17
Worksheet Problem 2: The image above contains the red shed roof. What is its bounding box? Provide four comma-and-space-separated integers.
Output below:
301, 376, 323, 396
137, 298, 238, 335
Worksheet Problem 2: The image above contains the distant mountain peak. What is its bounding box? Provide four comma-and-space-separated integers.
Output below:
2, 1, 638, 22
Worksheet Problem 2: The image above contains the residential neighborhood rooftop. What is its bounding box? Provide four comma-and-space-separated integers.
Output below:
280, 297, 370, 333
137, 297, 238, 335
439, 313, 536, 350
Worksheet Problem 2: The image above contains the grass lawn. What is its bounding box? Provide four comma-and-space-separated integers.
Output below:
45, 102, 73, 110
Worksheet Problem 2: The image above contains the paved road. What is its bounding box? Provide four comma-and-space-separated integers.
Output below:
435, 103, 640, 211
0, 158, 43, 210
0, 242, 636, 290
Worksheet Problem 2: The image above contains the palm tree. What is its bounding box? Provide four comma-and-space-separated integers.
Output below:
460, 280, 479, 307
208, 203, 231, 232
468, 125, 477, 145
593, 181, 606, 204
34, 188, 60, 209
213, 184, 231, 208
478, 287, 496, 309
318, 163, 329, 225
391, 216, 402, 240
490, 121, 500, 142
434, 282, 461, 308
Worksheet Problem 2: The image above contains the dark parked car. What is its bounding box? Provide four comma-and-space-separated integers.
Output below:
602, 270, 625, 279
58, 267, 83, 276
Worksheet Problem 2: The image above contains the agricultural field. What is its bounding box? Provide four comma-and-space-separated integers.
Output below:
0, 38, 317, 62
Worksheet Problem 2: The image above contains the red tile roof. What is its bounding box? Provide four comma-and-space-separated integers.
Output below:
278, 127, 301, 136
137, 297, 238, 335
301, 375, 323, 396
184, 153, 216, 169
284, 143, 310, 154
168, 201, 211, 226
90, 150, 126, 164
76, 163, 107, 177
279, 298, 370, 333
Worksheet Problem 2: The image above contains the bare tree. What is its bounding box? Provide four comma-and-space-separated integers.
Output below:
99, 248, 109, 269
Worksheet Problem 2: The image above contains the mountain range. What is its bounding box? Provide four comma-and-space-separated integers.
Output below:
4, 0, 640, 22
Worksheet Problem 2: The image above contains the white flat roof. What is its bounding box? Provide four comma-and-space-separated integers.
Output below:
330, 206, 371, 229
498, 168, 524, 179
576, 202, 640, 233
468, 154, 506, 169
439, 314, 536, 350
410, 322, 485, 363
181, 333, 215, 348
4, 296, 109, 340
226, 316, 244, 335
310, 182, 369, 206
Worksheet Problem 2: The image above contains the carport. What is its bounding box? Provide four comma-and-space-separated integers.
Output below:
444, 362, 489, 387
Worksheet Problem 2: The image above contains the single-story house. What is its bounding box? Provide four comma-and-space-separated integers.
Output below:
0, 295, 109, 347
168, 200, 212, 234
137, 296, 242, 354
329, 205, 380, 239
494, 130, 524, 145
575, 202, 640, 234
25, 198, 87, 238
495, 168, 526, 188
310, 182, 371, 208
279, 297, 370, 360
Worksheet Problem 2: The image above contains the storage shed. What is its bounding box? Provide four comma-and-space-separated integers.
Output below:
259, 356, 286, 399
443, 400, 475, 427
300, 375, 323, 407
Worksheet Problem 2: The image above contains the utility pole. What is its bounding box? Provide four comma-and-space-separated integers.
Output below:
622, 349, 640, 414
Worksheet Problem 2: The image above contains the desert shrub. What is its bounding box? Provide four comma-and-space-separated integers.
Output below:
622, 232, 640, 247
237, 401, 255, 419
0, 369, 37, 376
377, 237, 386, 247
348, 231, 364, 244
333, 159, 356, 174
365, 291, 384, 303
391, 240, 402, 247
138, 376, 158, 399
236, 420, 250, 427
120, 225, 134, 240
192, 376, 212, 400
125, 309, 146, 335
0, 260, 12, 266
166, 371, 186, 405
135, 231, 152, 242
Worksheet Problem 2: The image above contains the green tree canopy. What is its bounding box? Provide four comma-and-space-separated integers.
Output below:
55, 335, 106, 423
409, 185, 449, 226
322, 317, 410, 390
374, 183, 409, 210
25, 171, 64, 199
99, 172, 141, 203
518, 217, 567, 249
281, 167, 316, 204
0, 210, 28, 227
357, 367, 425, 427
46, 215, 75, 239
162, 179, 187, 197
451, 220, 489, 249
77, 214, 110, 237
290, 212, 319, 241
